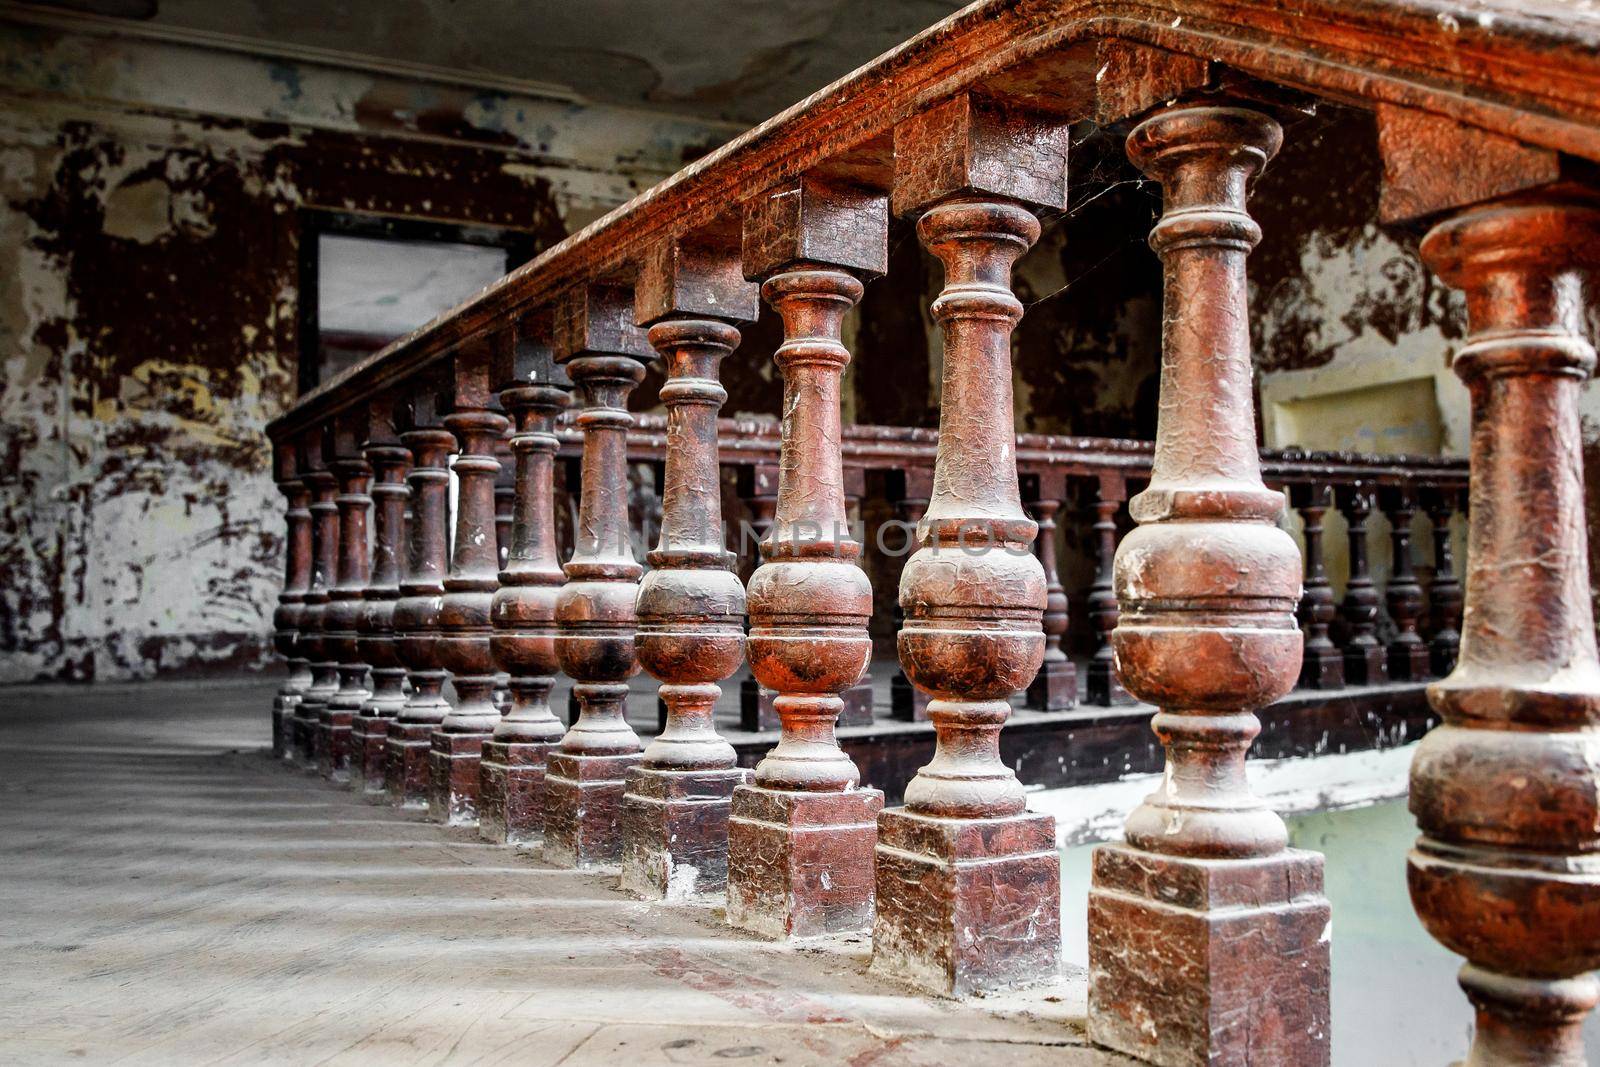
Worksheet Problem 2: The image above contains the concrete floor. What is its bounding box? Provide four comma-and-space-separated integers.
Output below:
0, 679, 1133, 1067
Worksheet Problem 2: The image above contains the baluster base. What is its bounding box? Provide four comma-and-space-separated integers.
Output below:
1344, 642, 1389, 686
1429, 639, 1459, 680
428, 731, 490, 826
292, 709, 321, 764
542, 751, 642, 869
316, 710, 353, 782
1025, 659, 1079, 712
1085, 661, 1134, 707
740, 679, 779, 732
871, 807, 1060, 997
841, 677, 875, 727
726, 784, 884, 940
383, 723, 437, 809
348, 715, 391, 797
477, 739, 557, 845
271, 701, 296, 760
1299, 646, 1346, 690
620, 766, 749, 900
890, 673, 931, 722
1388, 641, 1432, 682
1088, 843, 1330, 1067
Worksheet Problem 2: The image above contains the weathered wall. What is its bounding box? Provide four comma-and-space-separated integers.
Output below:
0, 19, 731, 682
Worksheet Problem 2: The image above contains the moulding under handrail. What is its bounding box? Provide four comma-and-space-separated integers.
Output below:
268, 0, 1600, 442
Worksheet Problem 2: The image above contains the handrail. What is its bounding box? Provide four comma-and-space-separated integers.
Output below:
266, 0, 1600, 442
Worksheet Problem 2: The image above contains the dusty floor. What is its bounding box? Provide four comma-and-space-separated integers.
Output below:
0, 679, 1133, 1066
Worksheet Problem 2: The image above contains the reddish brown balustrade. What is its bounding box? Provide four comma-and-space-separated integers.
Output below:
270, 442, 312, 761
293, 428, 339, 768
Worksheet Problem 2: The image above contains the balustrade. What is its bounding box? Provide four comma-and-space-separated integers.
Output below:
259, 7, 1600, 1063
478, 321, 570, 846
349, 397, 410, 797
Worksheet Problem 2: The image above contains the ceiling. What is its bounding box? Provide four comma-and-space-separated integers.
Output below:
36, 0, 971, 125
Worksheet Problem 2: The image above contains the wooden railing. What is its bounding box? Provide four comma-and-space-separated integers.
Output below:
265, 2, 1600, 1063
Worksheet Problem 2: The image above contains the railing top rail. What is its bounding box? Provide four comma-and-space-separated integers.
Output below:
267, 0, 1600, 442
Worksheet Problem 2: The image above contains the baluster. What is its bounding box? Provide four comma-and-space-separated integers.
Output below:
430, 339, 510, 825
726, 175, 887, 939
318, 414, 373, 782
1087, 100, 1330, 1065
350, 396, 410, 796
1381, 486, 1430, 680
1026, 471, 1078, 711
1337, 484, 1389, 686
543, 284, 654, 869
620, 234, 758, 900
294, 426, 339, 767
839, 462, 876, 727
492, 428, 516, 716
1084, 472, 1132, 706
871, 92, 1062, 995
1422, 485, 1464, 677
1291, 481, 1346, 689
270, 441, 312, 760
386, 383, 456, 809
889, 469, 932, 723
736, 464, 780, 733
1406, 186, 1600, 1064
479, 321, 570, 846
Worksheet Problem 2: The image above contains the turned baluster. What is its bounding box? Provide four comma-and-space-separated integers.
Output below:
1084, 473, 1131, 706
1381, 486, 1430, 680
1422, 485, 1464, 677
350, 396, 410, 797
871, 92, 1062, 995
491, 428, 516, 716
1026, 472, 1078, 711
318, 414, 373, 782
736, 464, 780, 733
543, 284, 654, 869
1402, 179, 1600, 1064
839, 461, 876, 727
1291, 481, 1346, 689
1337, 484, 1389, 686
889, 470, 932, 723
386, 384, 456, 809
620, 234, 758, 900
479, 323, 570, 846
430, 340, 510, 826
270, 441, 312, 761
294, 426, 340, 766
726, 175, 887, 939
1086, 100, 1329, 1066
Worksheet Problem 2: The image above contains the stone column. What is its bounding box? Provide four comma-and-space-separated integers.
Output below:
1409, 191, 1600, 1066
294, 427, 339, 767
1381, 486, 1430, 680
386, 386, 456, 809
431, 340, 511, 825
1290, 481, 1345, 690
270, 440, 312, 760
1025, 472, 1078, 711
350, 396, 410, 796
1086, 101, 1329, 1066
726, 175, 887, 939
479, 323, 570, 846
544, 284, 654, 869
872, 93, 1062, 996
621, 235, 759, 900
1422, 485, 1464, 677
1084, 473, 1131, 706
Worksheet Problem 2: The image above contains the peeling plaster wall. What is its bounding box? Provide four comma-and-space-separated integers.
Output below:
0, 25, 731, 683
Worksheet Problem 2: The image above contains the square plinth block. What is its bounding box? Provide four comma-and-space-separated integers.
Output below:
348, 715, 391, 797
620, 766, 749, 900
871, 807, 1061, 997
1025, 660, 1078, 712
478, 739, 556, 846
1298, 647, 1346, 691
316, 709, 353, 782
272, 704, 293, 759
543, 751, 642, 869
1087, 843, 1331, 1067
1085, 662, 1134, 707
384, 722, 437, 810
840, 680, 875, 727
1388, 641, 1431, 682
429, 731, 490, 826
1343, 642, 1388, 687
726, 785, 884, 940
293, 711, 319, 764
890, 675, 931, 722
